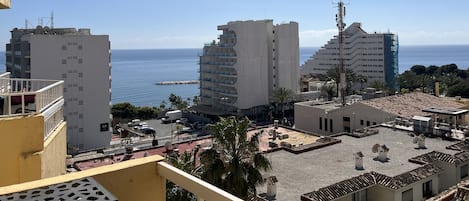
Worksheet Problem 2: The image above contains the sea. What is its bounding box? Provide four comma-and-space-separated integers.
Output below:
0, 45, 468, 106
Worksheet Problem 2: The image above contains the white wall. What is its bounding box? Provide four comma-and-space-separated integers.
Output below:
273, 22, 299, 94
28, 34, 111, 151
393, 175, 439, 201
294, 102, 396, 135
231, 20, 272, 110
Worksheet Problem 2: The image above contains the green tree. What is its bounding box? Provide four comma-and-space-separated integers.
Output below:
320, 84, 336, 101
326, 67, 357, 96
192, 96, 199, 106
159, 100, 167, 110
166, 147, 200, 201
111, 102, 137, 119
200, 116, 271, 199
410, 65, 426, 75
272, 87, 294, 119
369, 80, 386, 91
356, 74, 368, 91
136, 106, 158, 120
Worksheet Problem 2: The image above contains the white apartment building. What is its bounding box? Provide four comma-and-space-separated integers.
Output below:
301, 22, 399, 90
6, 27, 111, 152
198, 20, 299, 116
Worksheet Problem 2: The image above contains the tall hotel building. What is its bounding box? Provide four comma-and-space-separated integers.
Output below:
5, 27, 111, 152
301, 23, 399, 90
198, 20, 299, 116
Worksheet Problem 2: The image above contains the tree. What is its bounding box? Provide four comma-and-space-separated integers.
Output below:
356, 74, 368, 91
369, 80, 386, 91
159, 100, 167, 110
326, 67, 357, 96
169, 93, 179, 109
410, 65, 426, 75
272, 87, 294, 119
199, 116, 271, 199
166, 147, 200, 201
320, 84, 336, 101
192, 96, 199, 106
111, 102, 137, 119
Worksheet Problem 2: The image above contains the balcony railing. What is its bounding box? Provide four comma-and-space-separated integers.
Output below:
0, 156, 242, 201
0, 77, 64, 139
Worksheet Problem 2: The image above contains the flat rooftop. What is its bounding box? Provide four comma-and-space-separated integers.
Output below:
247, 126, 320, 152
423, 106, 469, 116
295, 100, 342, 112
257, 126, 459, 201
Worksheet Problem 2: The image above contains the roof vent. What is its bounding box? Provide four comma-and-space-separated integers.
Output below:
413, 134, 426, 149
372, 144, 389, 162
353, 151, 364, 170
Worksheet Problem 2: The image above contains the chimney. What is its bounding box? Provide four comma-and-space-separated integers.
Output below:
372, 144, 389, 162
266, 176, 278, 198
354, 152, 364, 170
413, 134, 426, 149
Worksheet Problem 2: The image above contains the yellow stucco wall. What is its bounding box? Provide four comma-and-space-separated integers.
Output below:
0, 115, 44, 187
94, 159, 166, 201
41, 121, 67, 178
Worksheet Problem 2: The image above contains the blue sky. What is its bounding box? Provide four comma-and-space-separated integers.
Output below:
1, 0, 469, 49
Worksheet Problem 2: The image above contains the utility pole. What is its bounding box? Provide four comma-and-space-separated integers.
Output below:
336, 0, 346, 106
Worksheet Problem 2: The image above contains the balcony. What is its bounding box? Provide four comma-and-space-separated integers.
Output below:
0, 74, 64, 139
0, 156, 242, 201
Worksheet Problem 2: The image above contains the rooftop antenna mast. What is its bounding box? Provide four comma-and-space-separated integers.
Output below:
335, 0, 347, 106
50, 11, 54, 29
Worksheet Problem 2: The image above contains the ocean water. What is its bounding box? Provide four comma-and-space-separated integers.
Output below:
0, 45, 468, 106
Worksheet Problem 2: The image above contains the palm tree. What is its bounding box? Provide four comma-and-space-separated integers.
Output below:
166, 147, 200, 201
356, 74, 368, 91
326, 67, 357, 96
272, 87, 294, 120
199, 116, 271, 199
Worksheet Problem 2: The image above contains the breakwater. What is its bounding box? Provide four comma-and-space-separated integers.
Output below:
155, 80, 200, 85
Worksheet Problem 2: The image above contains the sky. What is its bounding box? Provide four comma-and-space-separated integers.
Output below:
1, 0, 469, 49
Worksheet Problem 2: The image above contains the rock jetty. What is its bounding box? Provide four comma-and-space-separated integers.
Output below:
155, 80, 200, 85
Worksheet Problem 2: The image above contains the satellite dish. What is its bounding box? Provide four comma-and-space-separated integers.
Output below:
372, 144, 380, 153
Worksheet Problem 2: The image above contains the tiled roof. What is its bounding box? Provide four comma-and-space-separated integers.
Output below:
301, 164, 441, 201
360, 92, 464, 119
409, 149, 469, 166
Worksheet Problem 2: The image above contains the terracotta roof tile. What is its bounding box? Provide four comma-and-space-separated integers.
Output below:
361, 92, 464, 119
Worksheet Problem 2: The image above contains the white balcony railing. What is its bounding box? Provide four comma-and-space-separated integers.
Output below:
0, 77, 64, 139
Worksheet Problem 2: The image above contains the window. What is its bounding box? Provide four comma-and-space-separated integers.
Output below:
325, 118, 328, 132
62, 45, 67, 50
367, 121, 370, 126
78, 58, 83, 64
319, 117, 322, 130
402, 188, 413, 201
78, 128, 83, 133
422, 180, 432, 197
62, 73, 67, 79
330, 119, 333, 132
62, 59, 67, 64
373, 122, 376, 125
343, 117, 350, 122
78, 72, 83, 78
461, 164, 468, 179
353, 189, 367, 201
100, 123, 109, 132
78, 100, 83, 105
360, 120, 364, 125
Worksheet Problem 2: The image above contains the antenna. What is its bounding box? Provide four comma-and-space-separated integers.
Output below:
25, 19, 28, 29
336, 0, 347, 106
50, 11, 54, 29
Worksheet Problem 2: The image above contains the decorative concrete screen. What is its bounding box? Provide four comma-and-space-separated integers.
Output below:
0, 177, 118, 201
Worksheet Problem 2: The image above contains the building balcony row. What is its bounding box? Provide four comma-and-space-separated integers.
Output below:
200, 61, 236, 67
201, 78, 236, 86
0, 156, 242, 201
200, 70, 237, 77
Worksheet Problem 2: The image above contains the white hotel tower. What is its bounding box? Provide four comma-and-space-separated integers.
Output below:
301, 22, 399, 90
6, 27, 112, 152
198, 20, 299, 116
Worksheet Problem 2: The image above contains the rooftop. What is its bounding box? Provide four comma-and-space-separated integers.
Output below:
422, 106, 469, 116
361, 92, 464, 119
256, 126, 461, 201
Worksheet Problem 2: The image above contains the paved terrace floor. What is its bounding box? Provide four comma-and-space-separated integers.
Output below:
248, 126, 320, 152
256, 127, 459, 201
